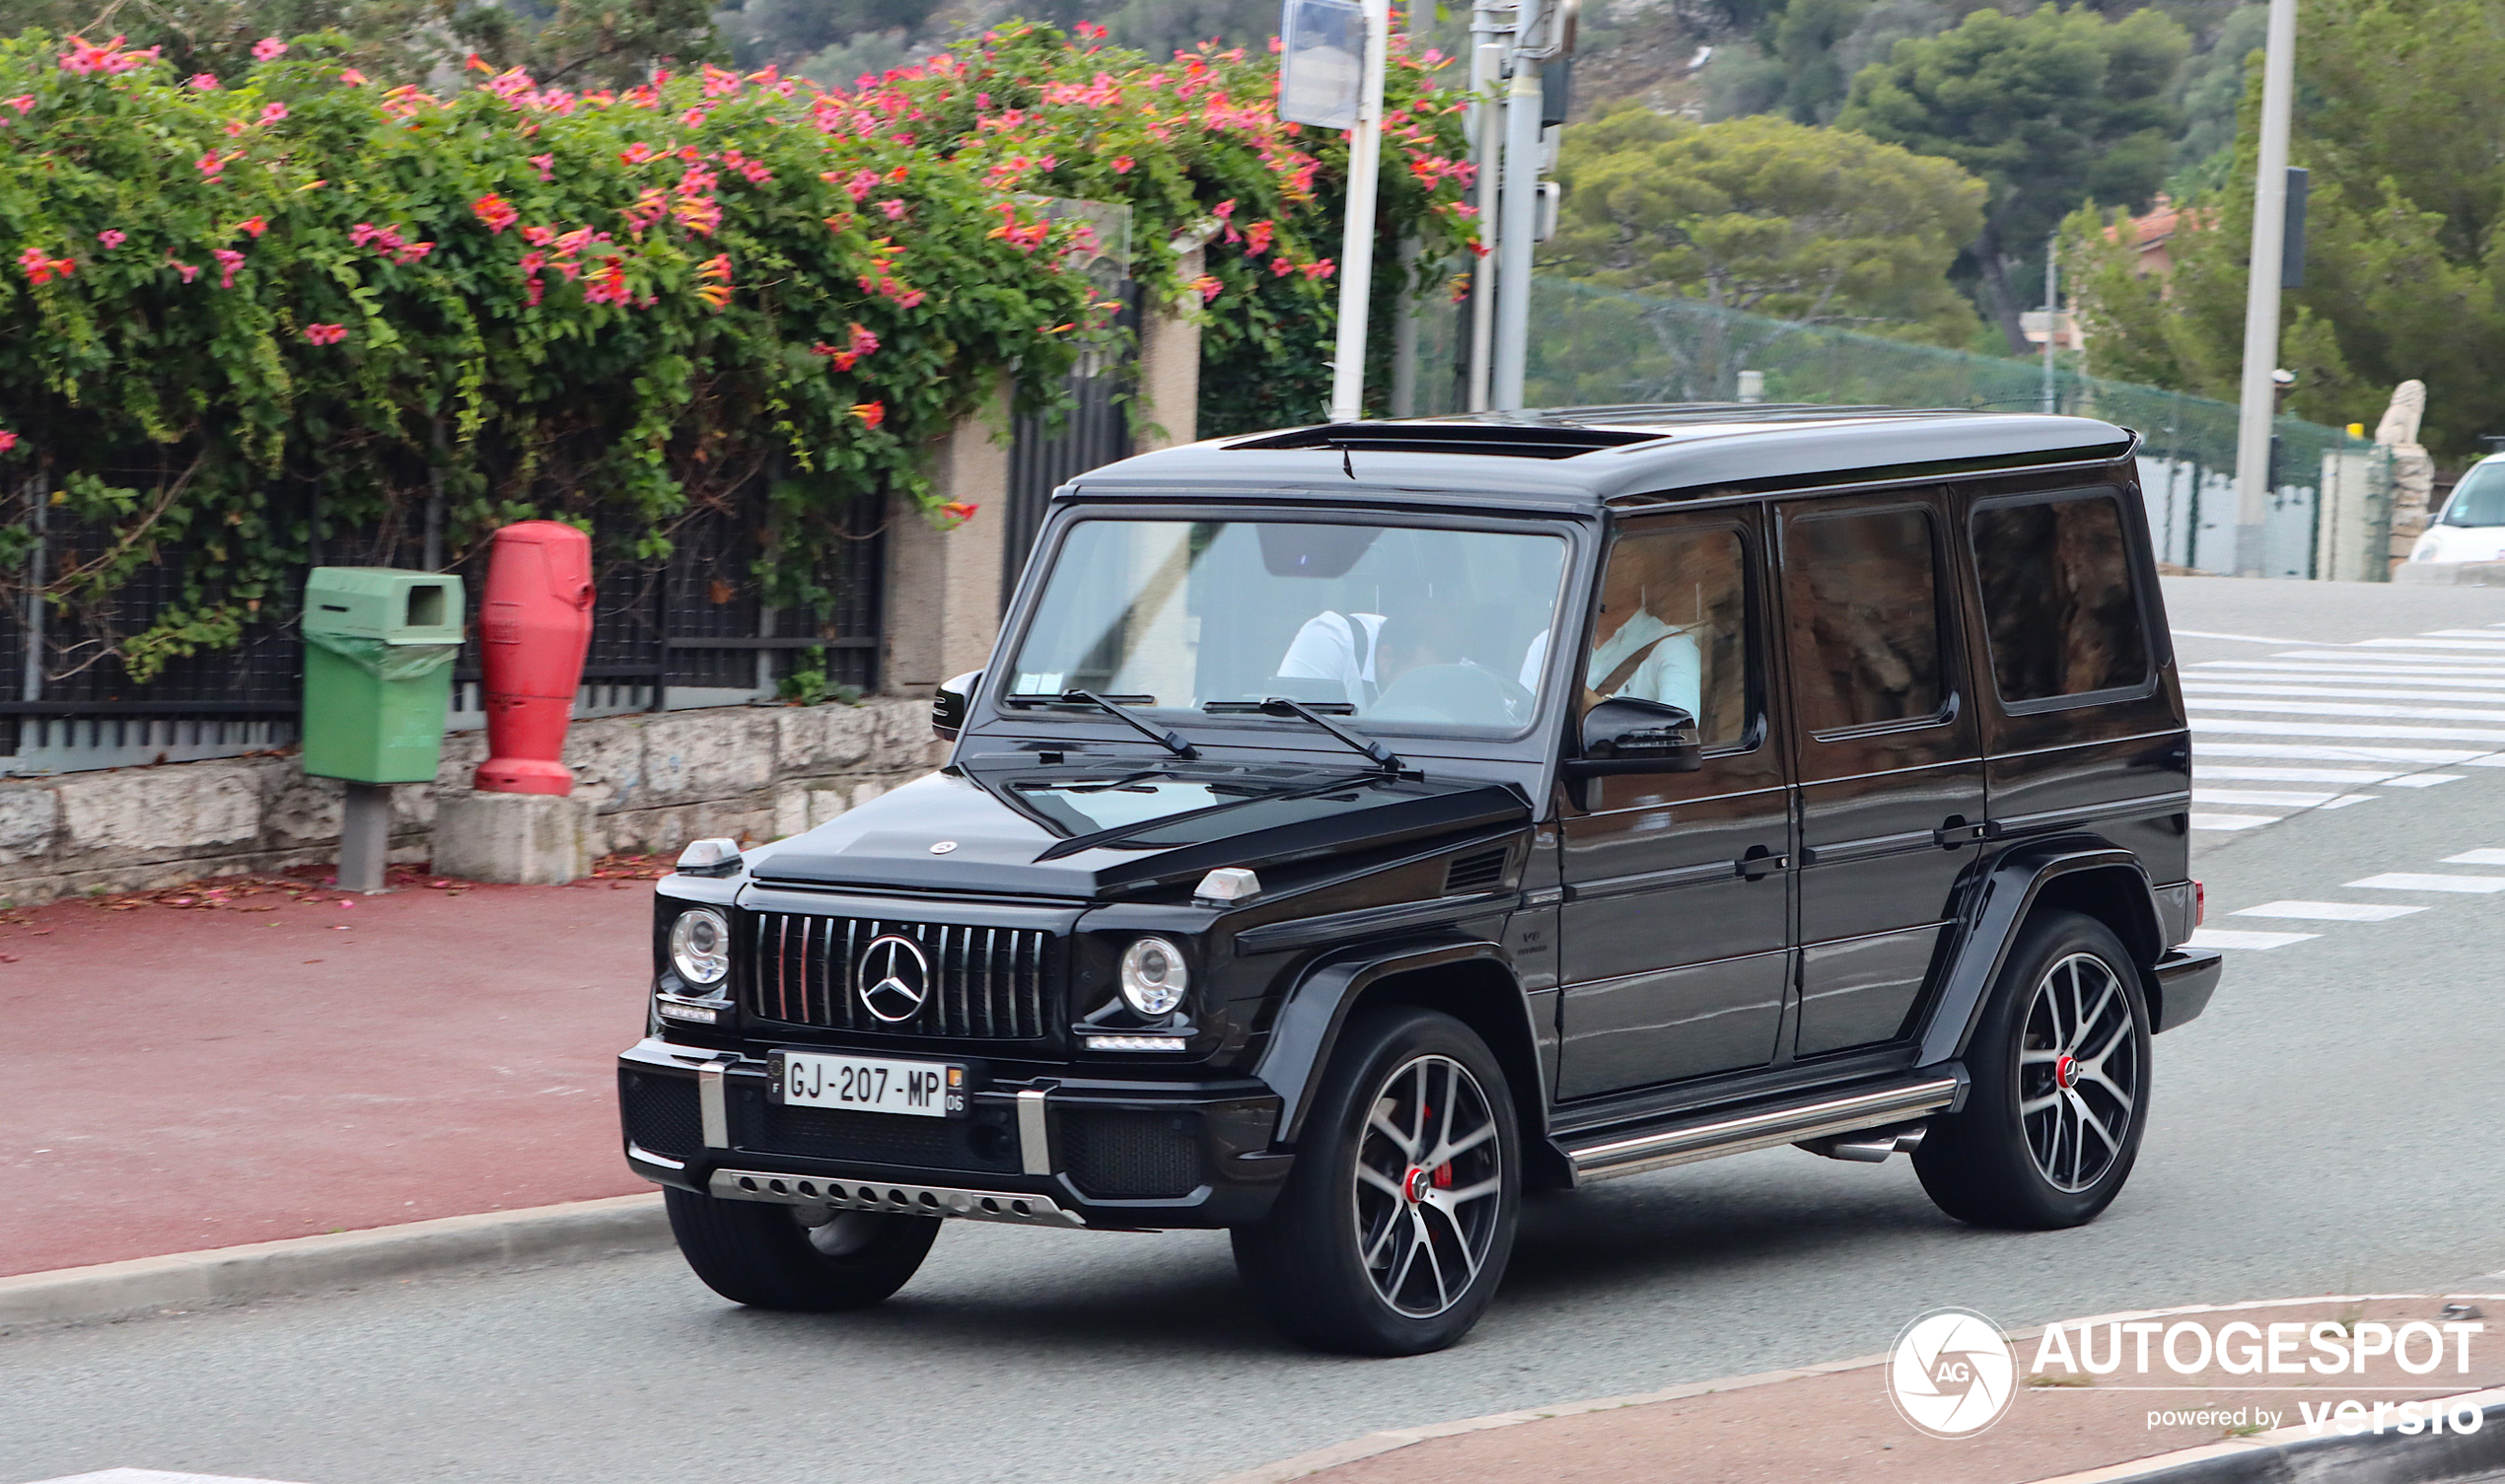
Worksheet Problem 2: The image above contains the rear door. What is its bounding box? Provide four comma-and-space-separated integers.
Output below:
1777, 491, 1985, 1058
1555, 507, 1794, 1097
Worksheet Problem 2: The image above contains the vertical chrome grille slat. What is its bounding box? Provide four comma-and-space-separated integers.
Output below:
741, 911, 1053, 1040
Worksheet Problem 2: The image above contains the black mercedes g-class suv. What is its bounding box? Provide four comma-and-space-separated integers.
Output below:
618, 404, 2222, 1355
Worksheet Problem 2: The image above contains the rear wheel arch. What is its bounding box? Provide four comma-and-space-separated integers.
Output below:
1919, 844, 2166, 1065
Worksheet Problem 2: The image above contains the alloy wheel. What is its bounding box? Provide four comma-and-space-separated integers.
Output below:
2019, 953, 2141, 1192
1351, 1053, 1505, 1318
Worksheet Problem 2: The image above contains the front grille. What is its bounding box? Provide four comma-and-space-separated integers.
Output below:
1060, 1109, 1204, 1199
752, 1099, 1022, 1175
744, 913, 1056, 1039
619, 1071, 704, 1160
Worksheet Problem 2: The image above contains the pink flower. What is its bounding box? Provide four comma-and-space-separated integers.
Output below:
237, 215, 267, 238
847, 321, 879, 360
223, 118, 246, 137
213, 247, 246, 288
0, 430, 17, 453
170, 258, 201, 283
251, 36, 287, 61
13, 247, 43, 276
4, 96, 32, 113
1110, 156, 1134, 174
187, 73, 218, 90
97, 229, 126, 249
843, 169, 878, 202
878, 198, 906, 221
303, 322, 346, 345
471, 193, 519, 233
259, 102, 288, 124
531, 152, 554, 181
337, 68, 366, 86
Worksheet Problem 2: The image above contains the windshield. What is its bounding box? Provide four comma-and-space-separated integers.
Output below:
1006, 519, 1572, 738
2443, 459, 2505, 528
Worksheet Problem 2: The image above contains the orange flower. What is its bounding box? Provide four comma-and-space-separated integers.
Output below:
850, 400, 886, 429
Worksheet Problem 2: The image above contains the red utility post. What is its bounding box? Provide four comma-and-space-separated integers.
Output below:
473, 521, 595, 795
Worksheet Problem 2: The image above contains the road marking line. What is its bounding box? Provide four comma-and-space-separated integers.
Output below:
2193, 671, 2505, 691
2191, 788, 2376, 808
19, 1472, 311, 1483
2173, 627, 2318, 644
2347, 872, 2505, 893
2441, 848, 2505, 866
2185, 681, 2505, 705
2197, 766, 2407, 784
2192, 718, 2505, 745
2270, 649, 2505, 669
2193, 741, 2505, 765
2356, 637, 2505, 651
2198, 661, 2505, 680
2383, 774, 2468, 787
2422, 629, 2505, 639
2230, 900, 2427, 921
2190, 813, 2281, 831
2188, 698, 2505, 722
2185, 928, 2320, 950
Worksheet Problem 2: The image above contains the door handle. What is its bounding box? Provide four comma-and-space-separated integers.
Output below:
1736, 847, 1789, 880
1934, 816, 1999, 849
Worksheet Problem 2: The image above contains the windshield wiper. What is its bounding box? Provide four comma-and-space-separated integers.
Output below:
1204, 697, 1402, 773
1002, 689, 1197, 759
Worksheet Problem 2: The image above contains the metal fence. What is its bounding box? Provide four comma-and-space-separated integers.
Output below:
1, 473, 885, 776
1412, 277, 2390, 577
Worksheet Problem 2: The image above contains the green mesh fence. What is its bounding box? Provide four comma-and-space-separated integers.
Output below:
1406, 277, 2390, 577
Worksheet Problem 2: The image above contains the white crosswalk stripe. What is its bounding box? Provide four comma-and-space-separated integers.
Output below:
2347, 873, 2505, 893
2185, 928, 2319, 950
2230, 900, 2426, 921
2441, 849, 2505, 866
2188, 813, 2278, 831
22, 1472, 308, 1483
2191, 788, 2374, 808
2185, 681, 2505, 705
2193, 741, 2505, 765
2198, 766, 2458, 785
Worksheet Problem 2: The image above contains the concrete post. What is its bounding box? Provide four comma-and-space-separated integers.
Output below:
1135, 248, 1203, 455
883, 380, 1014, 695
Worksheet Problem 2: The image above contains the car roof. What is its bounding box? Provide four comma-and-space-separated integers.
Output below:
1058, 404, 2138, 515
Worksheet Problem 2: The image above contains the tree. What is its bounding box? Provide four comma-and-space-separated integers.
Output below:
2063, 0, 2505, 457
1836, 3, 2189, 354
1542, 104, 1985, 344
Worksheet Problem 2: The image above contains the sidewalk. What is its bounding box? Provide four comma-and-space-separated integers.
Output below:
1, 865, 659, 1277
1225, 1294, 2505, 1484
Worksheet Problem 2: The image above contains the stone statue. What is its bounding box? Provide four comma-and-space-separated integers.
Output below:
2374, 380, 2426, 448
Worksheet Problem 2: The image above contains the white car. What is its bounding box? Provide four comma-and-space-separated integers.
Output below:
2410, 456, 2505, 563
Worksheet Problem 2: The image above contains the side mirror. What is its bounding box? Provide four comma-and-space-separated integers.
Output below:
1566, 696, 1702, 777
933, 670, 981, 743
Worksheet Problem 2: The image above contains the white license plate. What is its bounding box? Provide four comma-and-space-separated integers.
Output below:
771, 1050, 964, 1118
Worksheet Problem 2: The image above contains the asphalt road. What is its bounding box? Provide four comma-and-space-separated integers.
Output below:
11, 578, 2505, 1484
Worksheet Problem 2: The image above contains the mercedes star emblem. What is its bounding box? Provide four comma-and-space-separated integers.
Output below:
856, 934, 932, 1024
929, 840, 958, 854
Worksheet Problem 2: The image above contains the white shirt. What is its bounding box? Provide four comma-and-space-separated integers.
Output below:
1520, 613, 1703, 716
1278, 611, 1388, 706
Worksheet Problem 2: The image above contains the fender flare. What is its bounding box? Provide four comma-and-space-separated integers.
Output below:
1252, 934, 1527, 1146
1914, 839, 2165, 1067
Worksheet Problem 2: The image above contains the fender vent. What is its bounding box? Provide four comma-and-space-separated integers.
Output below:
1445, 848, 1509, 894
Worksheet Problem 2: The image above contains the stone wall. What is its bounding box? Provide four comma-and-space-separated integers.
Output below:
0, 698, 939, 906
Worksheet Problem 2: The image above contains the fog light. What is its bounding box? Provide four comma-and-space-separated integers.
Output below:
1118, 936, 1188, 1017
656, 995, 722, 1025
670, 907, 732, 986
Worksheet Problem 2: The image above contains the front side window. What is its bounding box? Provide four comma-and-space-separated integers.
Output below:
1580, 526, 1754, 750
1007, 519, 1571, 737
1784, 505, 1948, 735
1971, 492, 2152, 704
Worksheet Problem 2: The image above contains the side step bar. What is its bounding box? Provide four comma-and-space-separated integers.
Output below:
1558, 1074, 1965, 1185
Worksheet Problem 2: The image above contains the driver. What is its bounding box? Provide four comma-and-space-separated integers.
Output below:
1277, 598, 1476, 710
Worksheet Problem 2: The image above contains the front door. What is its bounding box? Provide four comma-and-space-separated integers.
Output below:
1556, 509, 1794, 1098
1776, 490, 1987, 1058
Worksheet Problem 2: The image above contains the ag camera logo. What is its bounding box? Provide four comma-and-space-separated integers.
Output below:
1890, 1307, 2018, 1439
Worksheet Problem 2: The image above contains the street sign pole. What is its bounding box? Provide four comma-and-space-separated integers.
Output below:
1489, 0, 1547, 410
1464, 7, 1509, 411
2233, 0, 2298, 577
1326, 0, 1391, 424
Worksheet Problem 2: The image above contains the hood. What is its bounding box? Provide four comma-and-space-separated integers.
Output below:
748, 760, 1531, 898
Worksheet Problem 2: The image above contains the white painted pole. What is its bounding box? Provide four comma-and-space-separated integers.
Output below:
2233, 0, 2298, 577
1489, 2, 1546, 411
1326, 0, 1392, 424
2040, 232, 2057, 414
1465, 21, 1506, 411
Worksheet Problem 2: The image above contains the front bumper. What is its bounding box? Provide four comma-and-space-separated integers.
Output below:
616, 1037, 1290, 1229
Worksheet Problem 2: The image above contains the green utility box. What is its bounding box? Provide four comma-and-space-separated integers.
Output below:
301, 567, 466, 784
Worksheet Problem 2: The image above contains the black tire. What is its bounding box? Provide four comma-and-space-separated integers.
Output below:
1914, 909, 2153, 1231
1232, 1007, 1521, 1356
664, 1187, 941, 1310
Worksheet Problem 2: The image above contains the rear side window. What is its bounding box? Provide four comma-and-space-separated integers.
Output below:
1783, 505, 1947, 734
1970, 493, 2151, 704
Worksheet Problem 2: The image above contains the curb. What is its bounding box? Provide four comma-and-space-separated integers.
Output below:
1207, 1292, 2505, 1484
0, 1193, 669, 1332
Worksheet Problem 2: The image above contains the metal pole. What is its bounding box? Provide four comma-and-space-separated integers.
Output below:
1490, 2, 1546, 410
2041, 232, 2058, 415
337, 780, 391, 892
1390, 236, 1420, 416
1326, 0, 1392, 424
22, 477, 43, 707
1465, 14, 1507, 411
2233, 0, 2299, 577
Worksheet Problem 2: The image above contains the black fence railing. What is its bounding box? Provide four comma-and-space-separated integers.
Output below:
2, 473, 886, 775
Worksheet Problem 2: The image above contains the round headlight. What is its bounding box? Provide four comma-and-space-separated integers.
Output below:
670, 907, 732, 987
1117, 936, 1188, 1017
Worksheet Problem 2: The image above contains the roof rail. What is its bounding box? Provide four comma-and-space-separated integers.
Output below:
1228, 422, 1667, 460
